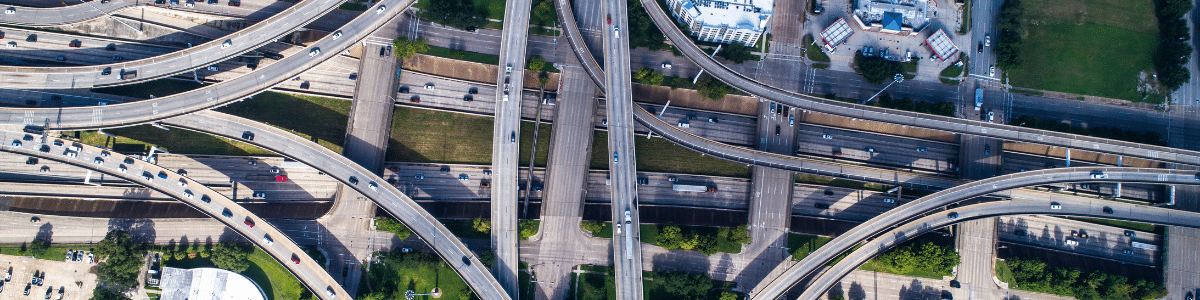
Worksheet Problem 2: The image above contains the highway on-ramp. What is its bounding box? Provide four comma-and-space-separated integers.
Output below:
0, 0, 411, 130
0, 0, 138, 26
797, 198, 1200, 300
0, 128, 347, 300
749, 167, 1200, 300
602, 0, 645, 298
161, 111, 512, 300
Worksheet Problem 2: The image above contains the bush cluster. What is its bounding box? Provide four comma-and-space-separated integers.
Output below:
655, 223, 750, 255
853, 52, 904, 84
994, 0, 1024, 71
1007, 257, 1166, 300
414, 0, 487, 30
873, 241, 960, 276
1153, 0, 1194, 90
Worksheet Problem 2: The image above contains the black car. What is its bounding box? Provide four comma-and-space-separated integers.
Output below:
814, 203, 830, 209
949, 280, 960, 288
207, 0, 218, 3
241, 131, 254, 141
101, 67, 112, 75
26, 34, 36, 42
154, 0, 165, 4
1103, 206, 1114, 214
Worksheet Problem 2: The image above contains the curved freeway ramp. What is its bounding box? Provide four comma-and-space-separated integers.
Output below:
0, 0, 345, 89
0, 0, 412, 130
0, 129, 348, 300
797, 198, 1200, 300
749, 167, 1200, 300
629, 0, 1200, 166
0, 0, 138, 26
161, 111, 512, 300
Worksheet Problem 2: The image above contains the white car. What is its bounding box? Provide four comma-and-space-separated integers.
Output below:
183, 190, 194, 199
207, 66, 218, 71
661, 63, 672, 69
10, 140, 20, 147
263, 234, 274, 245
615, 223, 622, 235
614, 27, 619, 38
5, 8, 15, 15
368, 182, 378, 191
221, 39, 232, 49
331, 31, 342, 40
65, 151, 78, 158
309, 48, 320, 57
6, 42, 15, 48
1090, 171, 1108, 179
624, 210, 631, 222
883, 198, 895, 203
984, 35, 991, 47
184, 1, 193, 7
424, 84, 435, 90
178, 179, 188, 187
987, 111, 995, 122
93, 157, 104, 165
989, 65, 996, 77
376, 5, 385, 13
1065, 239, 1079, 246
822, 134, 832, 139
1050, 202, 1061, 210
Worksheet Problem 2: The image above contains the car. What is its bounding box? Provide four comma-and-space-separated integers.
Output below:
326, 287, 337, 299
368, 182, 378, 190
615, 223, 622, 234
101, 68, 112, 75
142, 172, 153, 181
269, 167, 280, 174
410, 95, 420, 103
637, 178, 648, 185
64, 151, 77, 158
663, 63, 672, 69
69, 40, 81, 48
1103, 206, 1114, 214
184, 1, 194, 7
775, 125, 781, 135
200, 194, 211, 203
916, 147, 927, 152
441, 166, 451, 172
613, 152, 619, 163
625, 210, 632, 222
1122, 249, 1133, 255
822, 134, 832, 139
208, 0, 218, 4
169, 0, 178, 5
9, 140, 19, 147
55, 56, 65, 61
883, 198, 895, 203
221, 208, 233, 218
1187, 291, 1194, 300
789, 116, 795, 126
814, 203, 830, 209
5, 266, 10, 281
949, 280, 960, 288
6, 42, 14, 48
865, 147, 874, 153
349, 176, 359, 185
117, 164, 127, 173
221, 39, 232, 49
331, 31, 342, 40
459, 174, 469, 180
52, 140, 63, 147
989, 65, 995, 77
0, 281, 4, 293
1065, 239, 1079, 246
1090, 171, 1108, 179
244, 218, 255, 227
1125, 230, 1136, 237
100, 151, 110, 158
401, 247, 412, 253
25, 157, 37, 165
309, 48, 320, 57
511, 131, 516, 142
228, 0, 239, 6
24, 283, 29, 296
247, 160, 257, 165
178, 179, 188, 187
984, 144, 991, 155
29, 216, 39, 223
984, 35, 991, 47
206, 66, 219, 71
5, 8, 14, 14
241, 131, 254, 140
414, 174, 425, 179
253, 192, 266, 197
614, 27, 619, 38
182, 190, 193, 199
947, 212, 958, 219
376, 4, 385, 13
0, 31, 4, 39
424, 83, 435, 90
290, 254, 300, 264
262, 234, 274, 245
977, 42, 983, 53
941, 290, 953, 300
93, 157, 103, 165
1050, 202, 1061, 209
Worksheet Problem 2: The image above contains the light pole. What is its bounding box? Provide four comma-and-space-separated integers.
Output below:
861, 73, 905, 104
405, 289, 439, 299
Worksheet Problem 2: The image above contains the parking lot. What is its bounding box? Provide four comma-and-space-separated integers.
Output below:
0, 254, 97, 300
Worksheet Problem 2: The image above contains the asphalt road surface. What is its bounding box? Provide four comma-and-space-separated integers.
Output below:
0, 0, 138, 26
602, 0, 645, 297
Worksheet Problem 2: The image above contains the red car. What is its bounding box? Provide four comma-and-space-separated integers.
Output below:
69, 40, 81, 48
607, 14, 611, 24
244, 218, 255, 228
291, 254, 300, 264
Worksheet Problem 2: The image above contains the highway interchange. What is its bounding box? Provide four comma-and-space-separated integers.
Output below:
4, 0, 1200, 300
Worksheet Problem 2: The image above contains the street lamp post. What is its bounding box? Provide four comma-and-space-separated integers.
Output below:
405, 289, 439, 299
861, 73, 905, 104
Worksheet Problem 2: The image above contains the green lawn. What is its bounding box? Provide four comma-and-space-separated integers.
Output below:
567, 271, 616, 300
591, 131, 752, 178
1064, 217, 1161, 233
387, 107, 550, 166
421, 46, 500, 65
1007, 0, 1159, 102
995, 259, 1015, 285
364, 251, 475, 300
73, 127, 275, 156
0, 244, 82, 262
165, 248, 310, 300
787, 234, 832, 261
415, 0, 506, 20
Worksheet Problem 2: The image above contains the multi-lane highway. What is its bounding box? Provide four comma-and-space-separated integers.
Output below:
602, 0, 645, 297
161, 111, 511, 300
0, 129, 347, 300
0, 0, 138, 26
751, 167, 1200, 299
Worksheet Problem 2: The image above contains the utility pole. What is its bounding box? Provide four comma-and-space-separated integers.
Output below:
862, 73, 904, 104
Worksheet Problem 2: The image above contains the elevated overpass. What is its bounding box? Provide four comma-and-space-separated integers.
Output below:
0, 0, 411, 129
0, 0, 138, 26
797, 198, 1200, 300
0, 0, 346, 89
750, 167, 1200, 300
0, 129, 347, 300
602, 0, 646, 298
161, 111, 512, 300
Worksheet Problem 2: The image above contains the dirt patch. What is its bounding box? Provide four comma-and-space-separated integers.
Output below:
630, 84, 758, 115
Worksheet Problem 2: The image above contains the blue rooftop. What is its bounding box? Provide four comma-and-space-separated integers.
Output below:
881, 12, 903, 31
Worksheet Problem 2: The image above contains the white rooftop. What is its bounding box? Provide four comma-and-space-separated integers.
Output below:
854, 0, 930, 30
677, 0, 774, 32
925, 29, 959, 61
160, 267, 266, 300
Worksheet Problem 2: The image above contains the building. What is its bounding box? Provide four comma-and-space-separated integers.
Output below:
159, 267, 267, 300
820, 18, 854, 52
851, 0, 931, 36
924, 29, 959, 61
665, 0, 773, 46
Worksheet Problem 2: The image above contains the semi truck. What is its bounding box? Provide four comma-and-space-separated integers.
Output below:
1131, 241, 1158, 251
672, 184, 717, 193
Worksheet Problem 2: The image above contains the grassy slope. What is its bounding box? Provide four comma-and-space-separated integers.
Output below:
590, 131, 752, 178
387, 107, 551, 167
1008, 0, 1158, 102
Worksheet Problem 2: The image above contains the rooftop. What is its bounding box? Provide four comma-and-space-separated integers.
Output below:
924, 29, 959, 61
676, 0, 774, 32
159, 267, 266, 300
854, 0, 931, 31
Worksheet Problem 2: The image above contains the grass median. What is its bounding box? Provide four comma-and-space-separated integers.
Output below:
387, 106, 550, 167
590, 131, 752, 178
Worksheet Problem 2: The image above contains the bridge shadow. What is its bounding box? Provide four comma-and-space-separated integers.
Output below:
105, 218, 157, 244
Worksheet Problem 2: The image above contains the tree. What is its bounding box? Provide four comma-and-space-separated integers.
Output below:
719, 291, 739, 300
415, 0, 487, 30
530, 1, 556, 27
527, 55, 547, 72
993, 0, 1025, 71
375, 217, 413, 240
696, 75, 734, 100
655, 271, 713, 300
392, 36, 429, 60
95, 231, 145, 288
854, 52, 904, 84
210, 242, 252, 273
656, 224, 684, 249
28, 238, 49, 256
725, 225, 752, 244
472, 218, 492, 234
716, 42, 755, 63
633, 67, 665, 86
89, 287, 131, 300
518, 220, 539, 240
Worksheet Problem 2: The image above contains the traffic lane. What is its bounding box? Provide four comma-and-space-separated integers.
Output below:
1001, 152, 1165, 202
758, 101, 795, 154
0, 0, 347, 89
162, 111, 511, 300
583, 171, 752, 209
398, 71, 551, 120
385, 163, 544, 200
493, 0, 538, 294
996, 215, 1159, 265
795, 125, 957, 173
344, 42, 401, 172
594, 101, 757, 146
792, 185, 904, 222
0, 28, 185, 66
0, 0, 137, 26
0, 130, 348, 300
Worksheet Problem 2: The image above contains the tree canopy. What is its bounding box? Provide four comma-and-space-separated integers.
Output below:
1153, 0, 1194, 90
993, 0, 1024, 71
853, 52, 903, 84
527, 55, 547, 72
696, 75, 734, 100
28, 238, 49, 256
89, 287, 132, 300
654, 271, 714, 300
1007, 257, 1166, 300
95, 231, 145, 288
391, 36, 429, 60
633, 67, 665, 86
375, 217, 413, 240
415, 0, 487, 30
716, 42, 755, 64
210, 242, 253, 273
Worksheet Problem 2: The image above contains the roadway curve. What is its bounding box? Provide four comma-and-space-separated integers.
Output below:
0, 0, 412, 129
0, 129, 347, 300
0, 0, 345, 89
749, 167, 1200, 300
160, 111, 512, 300
797, 198, 1200, 300
627, 0, 1200, 166
0, 0, 138, 26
